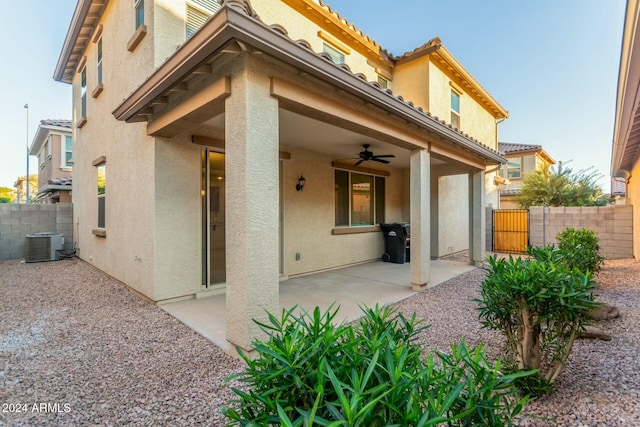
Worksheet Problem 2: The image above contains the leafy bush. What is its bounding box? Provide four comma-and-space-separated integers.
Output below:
223, 305, 530, 426
556, 227, 605, 275
476, 253, 601, 395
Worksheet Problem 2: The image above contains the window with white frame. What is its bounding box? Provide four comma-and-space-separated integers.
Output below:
186, 0, 221, 39
450, 89, 460, 129
80, 67, 87, 118
323, 43, 345, 65
39, 148, 46, 169
500, 158, 522, 179
335, 170, 385, 226
135, 0, 144, 29
96, 38, 103, 85
63, 136, 73, 168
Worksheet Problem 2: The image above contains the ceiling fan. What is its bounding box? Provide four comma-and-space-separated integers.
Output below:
354, 144, 395, 166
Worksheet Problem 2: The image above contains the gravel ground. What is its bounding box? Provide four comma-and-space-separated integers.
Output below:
1, 257, 639, 426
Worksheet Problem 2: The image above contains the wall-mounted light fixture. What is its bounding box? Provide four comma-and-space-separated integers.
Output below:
296, 174, 306, 191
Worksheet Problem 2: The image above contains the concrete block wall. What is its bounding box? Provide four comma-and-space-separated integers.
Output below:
0, 204, 73, 260
529, 205, 633, 259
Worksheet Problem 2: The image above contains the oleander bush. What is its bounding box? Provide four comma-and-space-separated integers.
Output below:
223, 305, 530, 426
477, 251, 601, 396
556, 227, 605, 275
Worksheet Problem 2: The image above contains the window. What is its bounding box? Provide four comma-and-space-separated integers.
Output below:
63, 136, 73, 168
80, 67, 87, 119
39, 149, 46, 169
96, 38, 103, 85
97, 163, 106, 228
47, 136, 53, 158
450, 89, 460, 129
186, 0, 221, 39
135, 0, 144, 29
323, 43, 345, 65
377, 76, 388, 89
335, 170, 385, 226
503, 158, 522, 179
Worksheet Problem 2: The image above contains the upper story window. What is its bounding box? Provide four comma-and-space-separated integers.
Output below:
186, 0, 221, 39
39, 148, 46, 169
96, 38, 103, 85
499, 158, 522, 179
135, 0, 144, 29
377, 76, 389, 89
323, 43, 345, 65
47, 136, 53, 159
63, 136, 73, 168
450, 89, 461, 130
80, 67, 87, 119
335, 170, 385, 227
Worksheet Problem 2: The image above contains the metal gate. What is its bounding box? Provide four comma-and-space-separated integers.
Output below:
492, 209, 529, 254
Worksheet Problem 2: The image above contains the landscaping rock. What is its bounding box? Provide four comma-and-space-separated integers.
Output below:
588, 303, 620, 321
579, 326, 612, 341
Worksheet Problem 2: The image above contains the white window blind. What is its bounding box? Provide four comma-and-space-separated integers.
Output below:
186, 0, 221, 39
323, 43, 345, 65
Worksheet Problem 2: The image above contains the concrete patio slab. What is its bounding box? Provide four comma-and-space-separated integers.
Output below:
161, 259, 475, 355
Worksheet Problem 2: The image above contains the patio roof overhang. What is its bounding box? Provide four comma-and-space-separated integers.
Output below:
112, 3, 505, 166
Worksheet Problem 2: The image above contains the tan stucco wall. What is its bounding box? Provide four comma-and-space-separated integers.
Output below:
281, 144, 406, 277
427, 61, 497, 149
72, 0, 157, 299
392, 57, 430, 110
437, 175, 469, 255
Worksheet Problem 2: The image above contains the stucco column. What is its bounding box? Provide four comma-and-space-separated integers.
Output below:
469, 170, 486, 266
225, 62, 279, 350
410, 148, 430, 290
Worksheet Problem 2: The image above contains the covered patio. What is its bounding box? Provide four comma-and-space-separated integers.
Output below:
160, 258, 475, 355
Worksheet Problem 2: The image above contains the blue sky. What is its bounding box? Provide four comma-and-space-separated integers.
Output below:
0, 0, 627, 191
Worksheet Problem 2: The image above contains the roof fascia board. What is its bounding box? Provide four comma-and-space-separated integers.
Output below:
114, 6, 504, 165
612, 0, 640, 176
54, 0, 93, 82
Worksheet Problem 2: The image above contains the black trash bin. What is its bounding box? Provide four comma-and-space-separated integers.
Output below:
380, 223, 410, 264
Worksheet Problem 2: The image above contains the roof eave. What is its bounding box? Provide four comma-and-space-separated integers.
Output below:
611, 0, 640, 178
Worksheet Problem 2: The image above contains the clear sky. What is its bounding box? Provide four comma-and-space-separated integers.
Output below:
0, 0, 627, 191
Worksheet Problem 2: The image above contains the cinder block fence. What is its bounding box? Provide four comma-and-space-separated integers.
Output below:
0, 204, 73, 260
528, 205, 633, 259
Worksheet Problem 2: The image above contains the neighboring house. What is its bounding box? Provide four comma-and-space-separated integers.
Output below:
54, 0, 508, 350
12, 175, 38, 204
611, 177, 627, 204
28, 120, 73, 204
497, 142, 556, 209
611, 0, 639, 259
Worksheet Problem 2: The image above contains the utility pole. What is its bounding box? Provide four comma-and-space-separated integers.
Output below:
24, 103, 29, 204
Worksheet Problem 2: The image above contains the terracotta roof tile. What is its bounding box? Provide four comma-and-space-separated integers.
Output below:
498, 142, 542, 154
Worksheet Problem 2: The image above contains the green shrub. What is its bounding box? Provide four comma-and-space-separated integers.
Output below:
223, 305, 530, 426
476, 253, 601, 396
556, 227, 605, 275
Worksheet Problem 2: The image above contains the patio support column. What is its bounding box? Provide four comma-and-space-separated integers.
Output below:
410, 148, 431, 290
469, 170, 486, 266
225, 61, 279, 351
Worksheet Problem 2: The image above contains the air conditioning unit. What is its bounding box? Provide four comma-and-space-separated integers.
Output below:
25, 232, 64, 263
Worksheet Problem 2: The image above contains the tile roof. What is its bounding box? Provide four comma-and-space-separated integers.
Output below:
498, 142, 542, 154
500, 188, 521, 196
41, 119, 72, 129
48, 177, 72, 186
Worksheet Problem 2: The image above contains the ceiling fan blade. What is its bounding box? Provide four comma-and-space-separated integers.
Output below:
372, 158, 390, 164
371, 154, 395, 158
354, 159, 366, 166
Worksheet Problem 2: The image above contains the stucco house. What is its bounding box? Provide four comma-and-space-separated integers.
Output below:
612, 0, 639, 259
54, 0, 508, 350
497, 142, 556, 209
28, 119, 74, 204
